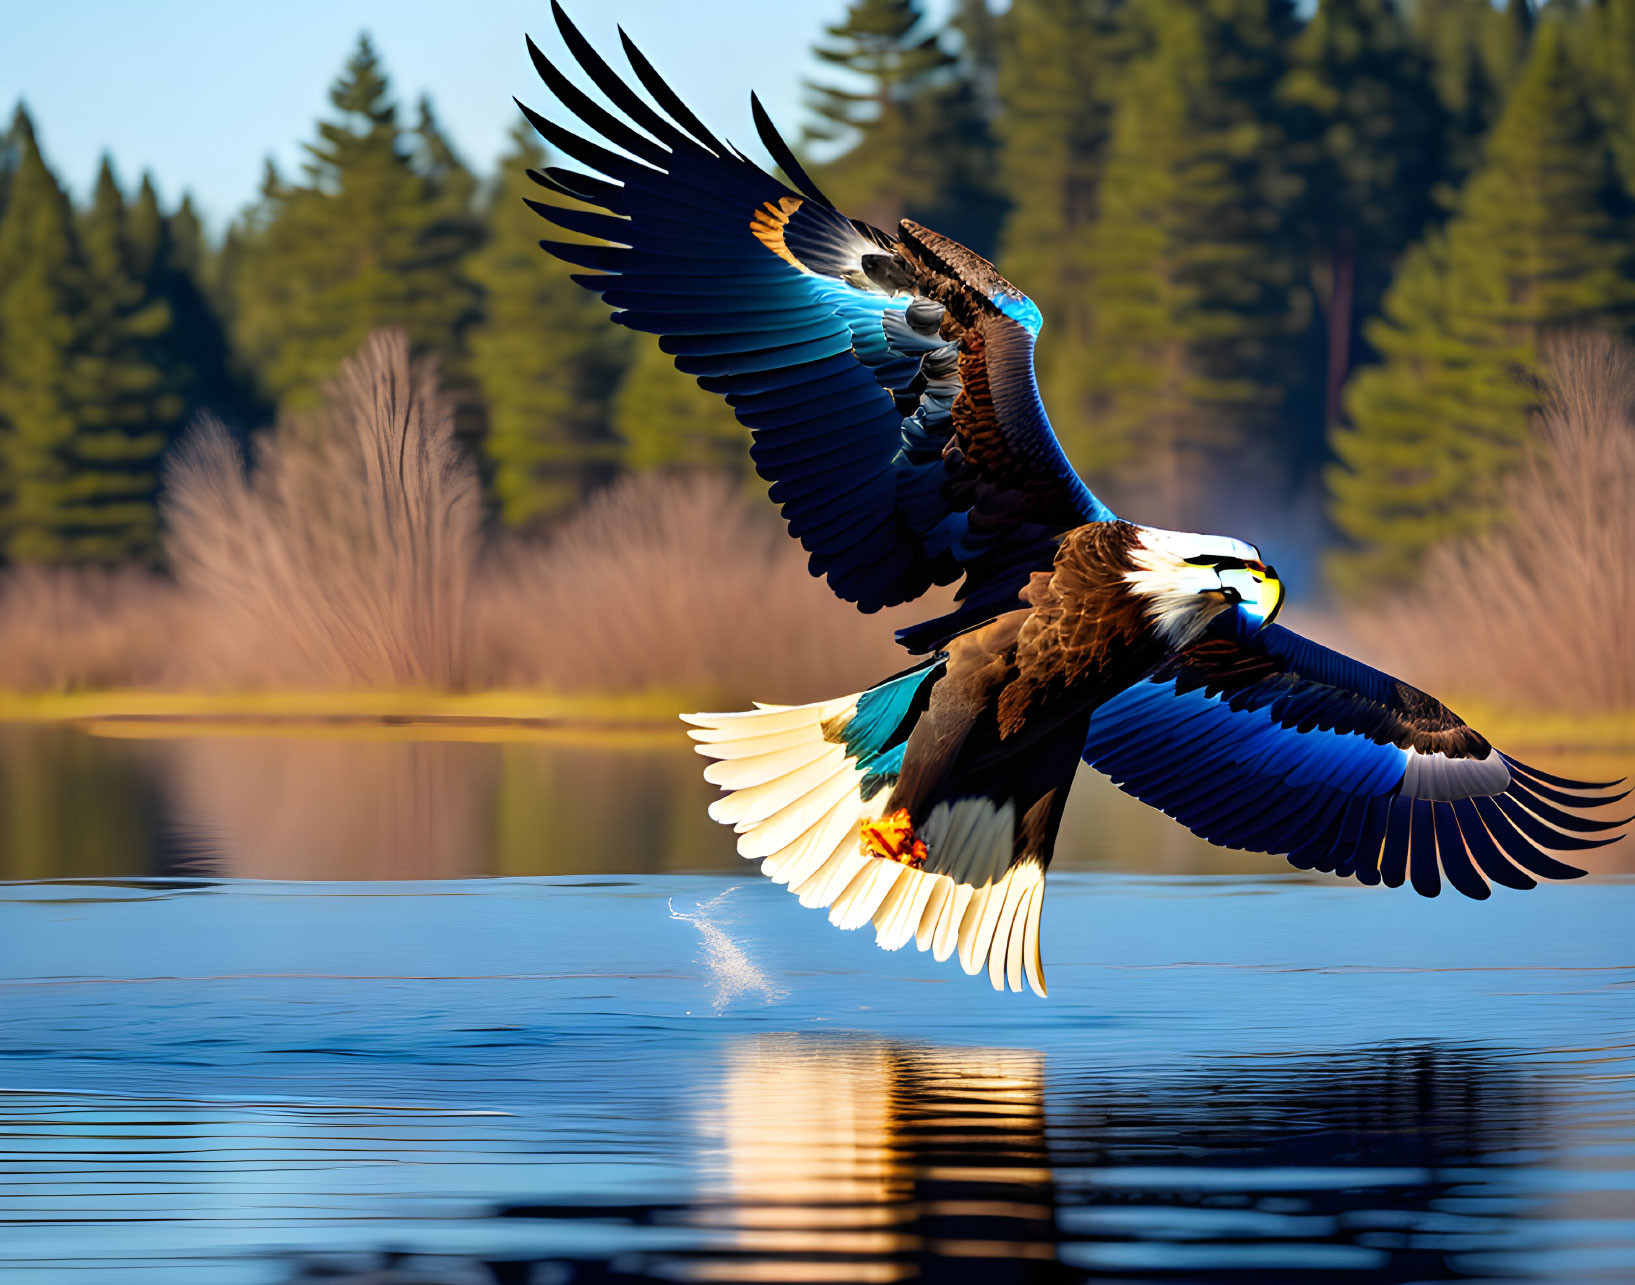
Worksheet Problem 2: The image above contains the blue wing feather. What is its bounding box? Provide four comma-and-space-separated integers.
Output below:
1085, 620, 1623, 897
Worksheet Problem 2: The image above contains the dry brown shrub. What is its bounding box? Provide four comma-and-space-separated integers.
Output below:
1352, 331, 1635, 711
0, 565, 181, 691
0, 329, 935, 702
163, 329, 483, 689
474, 471, 928, 705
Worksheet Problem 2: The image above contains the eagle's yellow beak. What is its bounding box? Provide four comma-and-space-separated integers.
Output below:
1219, 563, 1284, 629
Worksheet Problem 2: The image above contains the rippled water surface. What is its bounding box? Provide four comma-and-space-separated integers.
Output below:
1, 725, 1632, 1282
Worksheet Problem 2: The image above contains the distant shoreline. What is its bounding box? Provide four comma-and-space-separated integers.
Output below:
0, 689, 1630, 757
0, 689, 691, 742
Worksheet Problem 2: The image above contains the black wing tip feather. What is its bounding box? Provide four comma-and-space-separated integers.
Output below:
526, 29, 674, 170
616, 24, 728, 155
513, 96, 555, 142
1402, 773, 1621, 899
1506, 775, 1632, 834
548, 3, 700, 155
1169, 769, 1614, 901
749, 91, 835, 210
1503, 753, 1627, 793
524, 166, 616, 208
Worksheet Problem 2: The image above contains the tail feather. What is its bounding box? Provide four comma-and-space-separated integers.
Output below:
830, 860, 900, 930
921, 798, 1016, 890
875, 867, 938, 951
932, 883, 976, 963
916, 876, 953, 953
684, 658, 1053, 997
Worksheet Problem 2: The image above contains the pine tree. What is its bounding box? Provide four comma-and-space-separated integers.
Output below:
408, 94, 485, 431
212, 161, 279, 406
1070, 0, 1307, 521
0, 115, 16, 218
1280, 0, 1446, 447
1411, 0, 1528, 190
125, 172, 166, 281
613, 337, 750, 478
1329, 22, 1634, 593
69, 158, 180, 561
467, 127, 630, 528
0, 110, 18, 526
134, 179, 263, 432
414, 95, 478, 212
227, 35, 480, 409
952, 0, 1004, 95
0, 114, 164, 562
0, 111, 24, 223
931, 0, 1010, 258
805, 0, 1003, 252
992, 0, 1135, 466
1573, 0, 1635, 189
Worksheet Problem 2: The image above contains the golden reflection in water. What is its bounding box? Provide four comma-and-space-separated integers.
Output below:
148, 732, 725, 879
694, 1035, 1057, 1282
161, 735, 498, 880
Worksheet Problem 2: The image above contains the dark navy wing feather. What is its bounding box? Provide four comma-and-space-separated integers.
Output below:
1084, 613, 1628, 896
521, 2, 1113, 626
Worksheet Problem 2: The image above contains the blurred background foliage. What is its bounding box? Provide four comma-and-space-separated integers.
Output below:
0, 0, 1632, 709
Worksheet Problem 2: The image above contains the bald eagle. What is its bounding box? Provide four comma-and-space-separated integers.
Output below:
519, 5, 1626, 996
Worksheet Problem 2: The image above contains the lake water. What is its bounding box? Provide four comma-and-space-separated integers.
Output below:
1, 722, 1632, 1282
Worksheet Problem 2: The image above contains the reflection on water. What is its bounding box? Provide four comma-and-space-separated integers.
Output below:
22, 1036, 1593, 1284
2, 721, 1630, 881
622, 1038, 1549, 1282
0, 723, 168, 880
3, 875, 1632, 1282
0, 723, 728, 880
693, 1039, 1056, 1281
167, 734, 500, 879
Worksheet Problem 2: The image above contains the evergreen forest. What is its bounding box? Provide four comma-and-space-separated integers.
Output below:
3, 0, 1634, 605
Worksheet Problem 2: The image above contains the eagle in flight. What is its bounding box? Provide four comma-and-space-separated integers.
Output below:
519, 5, 1625, 996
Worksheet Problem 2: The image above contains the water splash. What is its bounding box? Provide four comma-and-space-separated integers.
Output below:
669, 886, 787, 1010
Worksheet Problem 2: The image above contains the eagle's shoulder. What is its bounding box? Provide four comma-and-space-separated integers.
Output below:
998, 522, 1157, 734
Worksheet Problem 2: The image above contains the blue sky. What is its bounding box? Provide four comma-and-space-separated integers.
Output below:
2, 0, 955, 235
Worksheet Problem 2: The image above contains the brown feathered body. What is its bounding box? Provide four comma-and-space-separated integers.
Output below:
887, 522, 1164, 871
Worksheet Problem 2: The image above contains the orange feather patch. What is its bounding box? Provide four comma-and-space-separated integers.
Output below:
750, 196, 805, 270
859, 808, 929, 869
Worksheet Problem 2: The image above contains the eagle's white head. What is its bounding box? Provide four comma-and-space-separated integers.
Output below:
1123, 526, 1285, 648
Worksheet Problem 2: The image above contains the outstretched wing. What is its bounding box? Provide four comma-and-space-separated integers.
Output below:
1084, 614, 1628, 897
520, 3, 1112, 647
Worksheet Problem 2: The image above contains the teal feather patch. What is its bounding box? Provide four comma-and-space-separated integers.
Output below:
833, 657, 944, 765
859, 742, 908, 802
